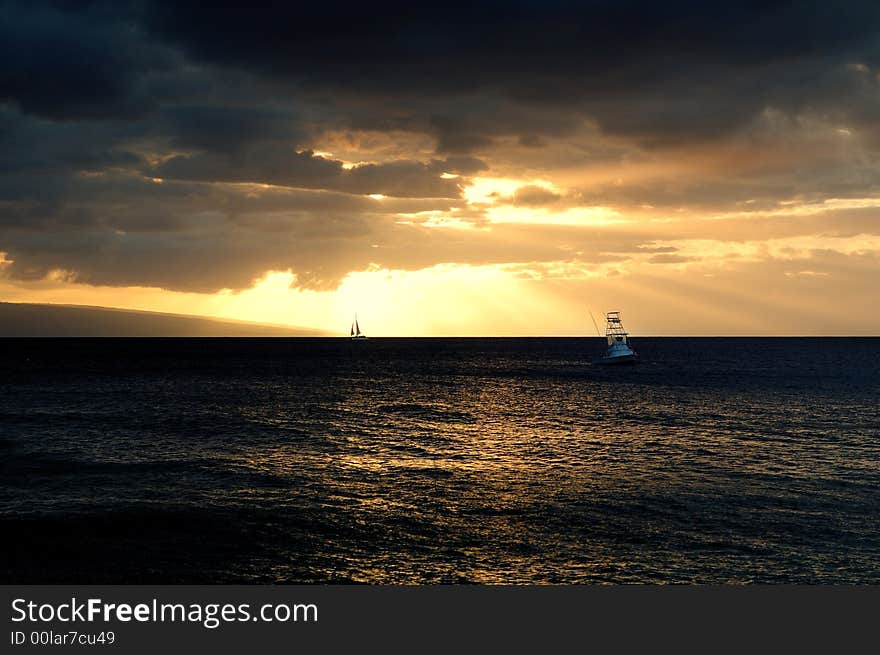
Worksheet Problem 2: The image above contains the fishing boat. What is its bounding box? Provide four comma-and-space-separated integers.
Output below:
595, 311, 638, 365
350, 315, 367, 340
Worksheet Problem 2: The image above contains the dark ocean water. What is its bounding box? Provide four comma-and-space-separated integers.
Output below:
1, 337, 878, 584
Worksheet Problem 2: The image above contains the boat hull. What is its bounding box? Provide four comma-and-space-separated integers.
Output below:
595, 353, 639, 365
350, 335, 368, 341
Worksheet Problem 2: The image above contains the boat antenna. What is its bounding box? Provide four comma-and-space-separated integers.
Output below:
588, 311, 601, 336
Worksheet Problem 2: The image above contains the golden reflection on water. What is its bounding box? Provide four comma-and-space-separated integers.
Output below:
220, 351, 877, 581
5, 336, 878, 583
158, 338, 880, 583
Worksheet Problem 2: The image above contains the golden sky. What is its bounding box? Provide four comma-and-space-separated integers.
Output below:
2, 3, 880, 335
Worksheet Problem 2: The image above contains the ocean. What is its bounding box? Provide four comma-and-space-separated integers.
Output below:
1, 337, 878, 583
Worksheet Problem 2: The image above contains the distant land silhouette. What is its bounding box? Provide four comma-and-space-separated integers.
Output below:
0, 302, 326, 336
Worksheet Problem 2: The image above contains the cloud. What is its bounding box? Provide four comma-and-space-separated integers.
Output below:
158, 105, 305, 155
0, 1, 175, 120
140, 1, 880, 146
1, 0, 880, 314
150, 150, 463, 198
429, 156, 488, 175
512, 185, 562, 207
647, 253, 695, 265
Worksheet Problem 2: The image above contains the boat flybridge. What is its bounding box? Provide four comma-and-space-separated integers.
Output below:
596, 311, 638, 365
350, 315, 367, 340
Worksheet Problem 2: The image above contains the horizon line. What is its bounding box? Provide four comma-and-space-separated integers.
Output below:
3, 334, 878, 338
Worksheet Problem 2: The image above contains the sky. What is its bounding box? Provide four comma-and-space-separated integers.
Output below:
2, 0, 880, 335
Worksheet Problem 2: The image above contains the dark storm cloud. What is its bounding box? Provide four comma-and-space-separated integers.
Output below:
428, 156, 488, 176
140, 0, 880, 145
0, 0, 174, 120
158, 105, 305, 155
3, 0, 880, 294
7, 1, 880, 141
428, 105, 583, 153
151, 150, 463, 198
0, 108, 141, 177
142, 1, 880, 86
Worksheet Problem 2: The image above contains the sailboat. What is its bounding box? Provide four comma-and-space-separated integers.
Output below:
595, 311, 638, 365
350, 314, 367, 340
